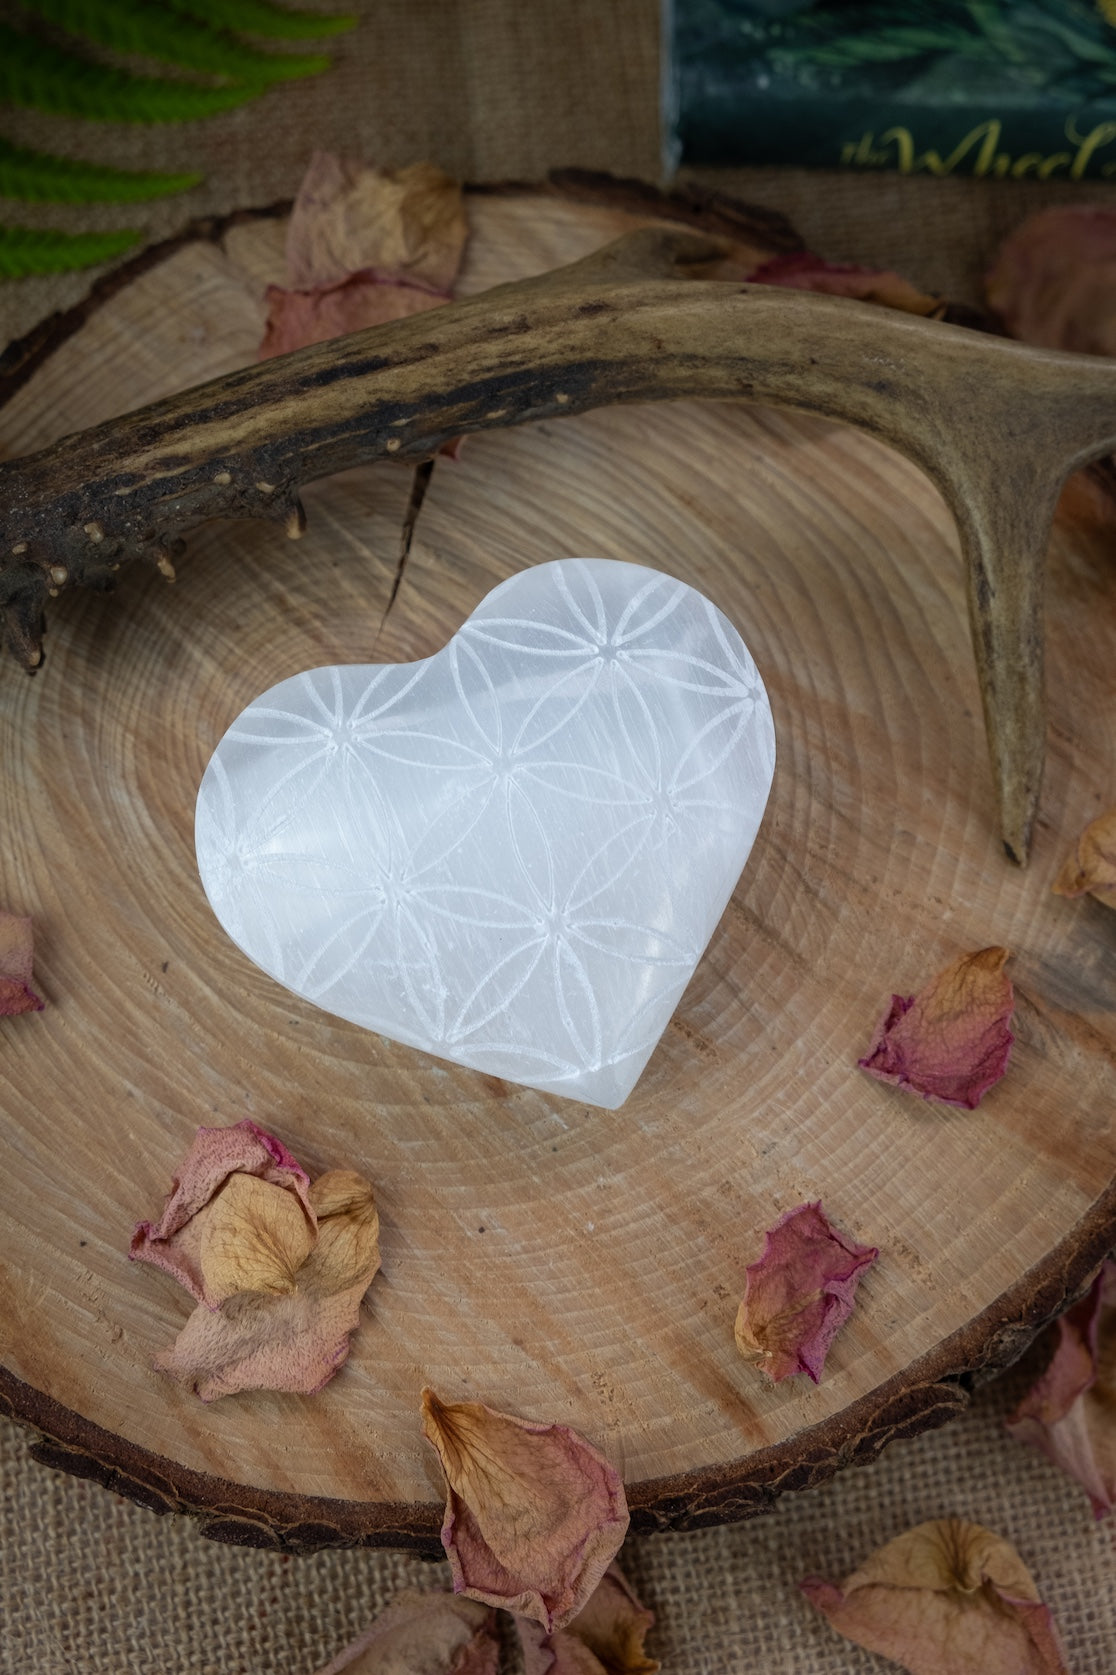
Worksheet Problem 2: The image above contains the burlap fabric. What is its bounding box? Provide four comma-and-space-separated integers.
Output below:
4, 1356, 1116, 1674
7, 0, 1116, 343
2, 2, 1116, 1669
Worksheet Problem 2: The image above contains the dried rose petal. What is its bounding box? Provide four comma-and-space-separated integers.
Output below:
305, 1169, 382, 1294
1006, 1260, 1116, 1517
260, 271, 450, 358
314, 1588, 499, 1675
858, 947, 1014, 1109
735, 1201, 877, 1384
156, 1166, 379, 1401
0, 911, 44, 1015
285, 153, 467, 292
152, 1278, 346, 1398
986, 205, 1116, 355
749, 252, 943, 317
132, 1126, 380, 1400
801, 1519, 1070, 1675
130, 1118, 313, 1306
196, 1171, 316, 1303
518, 1562, 658, 1675
987, 209, 1116, 521
260, 154, 467, 360
421, 1388, 629, 1633
1052, 808, 1116, 911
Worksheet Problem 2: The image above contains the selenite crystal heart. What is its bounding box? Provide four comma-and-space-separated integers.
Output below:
196, 559, 775, 1108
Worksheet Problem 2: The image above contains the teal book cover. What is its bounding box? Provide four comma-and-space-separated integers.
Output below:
674, 0, 1116, 179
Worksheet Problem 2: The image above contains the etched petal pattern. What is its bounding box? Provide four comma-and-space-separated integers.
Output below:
196, 559, 775, 1108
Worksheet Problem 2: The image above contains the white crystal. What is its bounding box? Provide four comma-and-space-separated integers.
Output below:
196, 558, 775, 1108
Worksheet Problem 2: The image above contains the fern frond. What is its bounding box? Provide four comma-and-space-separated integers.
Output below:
20, 0, 330, 83
0, 23, 263, 120
167, 0, 356, 42
0, 222, 140, 278
0, 138, 201, 202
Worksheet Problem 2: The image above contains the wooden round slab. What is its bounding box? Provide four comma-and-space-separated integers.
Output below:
2, 180, 1115, 1553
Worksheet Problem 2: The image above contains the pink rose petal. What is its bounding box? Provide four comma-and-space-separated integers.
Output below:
986, 205, 1116, 355
259, 270, 450, 359
749, 251, 943, 316
0, 911, 44, 1015
421, 1389, 629, 1633
285, 152, 467, 292
1007, 1259, 1116, 1517
1052, 806, 1116, 911
859, 947, 1014, 1109
153, 1258, 365, 1401
735, 1201, 877, 1383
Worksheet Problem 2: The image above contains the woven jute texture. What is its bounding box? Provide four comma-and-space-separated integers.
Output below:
682, 163, 1116, 306
0, 0, 664, 346
4, 1356, 1116, 1674
4, 3, 1116, 1669
8, 0, 1116, 341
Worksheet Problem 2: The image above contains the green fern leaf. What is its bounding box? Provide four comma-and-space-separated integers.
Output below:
0, 223, 141, 278
0, 138, 201, 202
19, 0, 330, 83
0, 23, 265, 120
166, 0, 356, 42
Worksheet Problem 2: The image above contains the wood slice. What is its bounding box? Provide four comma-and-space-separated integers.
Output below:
1, 179, 1115, 1553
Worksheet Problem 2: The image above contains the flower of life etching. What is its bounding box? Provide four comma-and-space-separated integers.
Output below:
196, 559, 776, 1107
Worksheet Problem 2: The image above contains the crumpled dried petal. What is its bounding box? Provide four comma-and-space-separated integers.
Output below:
260, 270, 450, 357
195, 1171, 316, 1303
130, 1119, 314, 1306
260, 153, 467, 359
313, 1588, 499, 1675
421, 1388, 629, 1633
801, 1518, 1070, 1675
1052, 807, 1116, 911
286, 152, 467, 292
1006, 1260, 1116, 1517
734, 1201, 877, 1384
0, 911, 44, 1015
305, 1169, 382, 1294
131, 1124, 380, 1400
518, 1562, 658, 1675
749, 251, 944, 317
154, 1167, 381, 1401
986, 205, 1116, 355
858, 947, 1014, 1109
150, 1276, 352, 1400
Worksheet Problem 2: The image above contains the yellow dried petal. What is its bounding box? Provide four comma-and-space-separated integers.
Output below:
306, 1168, 380, 1296
310, 1167, 376, 1221
197, 1172, 315, 1302
1053, 807, 1116, 909
846, 1519, 1040, 1601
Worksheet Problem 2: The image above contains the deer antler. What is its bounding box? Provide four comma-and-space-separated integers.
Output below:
3, 226, 1116, 861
